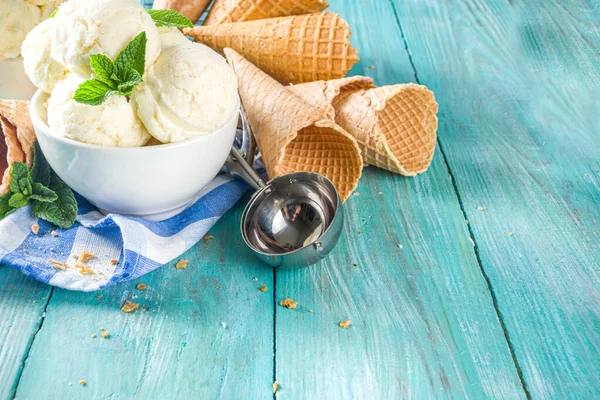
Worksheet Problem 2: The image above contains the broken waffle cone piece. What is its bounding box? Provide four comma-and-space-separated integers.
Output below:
153, 0, 211, 24
185, 12, 359, 84
0, 100, 36, 195
293, 80, 438, 175
203, 0, 329, 25
224, 48, 362, 200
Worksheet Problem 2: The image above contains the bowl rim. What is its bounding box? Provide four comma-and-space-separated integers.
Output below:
30, 89, 241, 152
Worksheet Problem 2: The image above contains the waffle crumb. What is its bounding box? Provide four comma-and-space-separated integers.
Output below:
78, 380, 86, 386
110, 259, 118, 265
48, 259, 66, 270
101, 331, 109, 339
273, 381, 279, 393
203, 235, 214, 244
98, 327, 104, 331
339, 320, 352, 329
279, 298, 298, 309
121, 300, 139, 313
78, 250, 94, 263
77, 263, 94, 275
259, 285, 268, 292
96, 294, 103, 300
91, 334, 97, 338
137, 283, 147, 291
308, 309, 313, 313
31, 223, 39, 235
358, 231, 363, 235
477, 206, 486, 211
175, 259, 188, 269
369, 65, 375, 70
51, 230, 57, 237
506, 232, 513, 236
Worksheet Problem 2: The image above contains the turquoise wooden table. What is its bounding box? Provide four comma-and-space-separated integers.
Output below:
1, 0, 599, 399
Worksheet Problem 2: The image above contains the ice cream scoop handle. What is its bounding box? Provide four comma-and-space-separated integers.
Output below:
226, 146, 266, 191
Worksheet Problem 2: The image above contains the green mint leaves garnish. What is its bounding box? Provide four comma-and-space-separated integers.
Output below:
148, 9, 193, 28
0, 143, 78, 229
49, 8, 58, 18
74, 32, 147, 106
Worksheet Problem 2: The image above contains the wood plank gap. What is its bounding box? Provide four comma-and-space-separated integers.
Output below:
388, 1, 532, 398
272, 267, 277, 400
10, 287, 54, 399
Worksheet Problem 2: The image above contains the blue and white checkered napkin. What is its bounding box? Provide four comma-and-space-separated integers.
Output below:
0, 175, 248, 291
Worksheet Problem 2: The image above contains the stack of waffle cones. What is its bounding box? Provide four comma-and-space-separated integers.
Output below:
289, 78, 439, 175
0, 100, 36, 195
185, 12, 359, 84
224, 49, 362, 200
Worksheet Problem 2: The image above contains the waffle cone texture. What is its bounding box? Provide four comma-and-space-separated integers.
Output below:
185, 12, 359, 84
290, 79, 439, 175
0, 100, 36, 195
224, 49, 362, 200
204, 0, 329, 25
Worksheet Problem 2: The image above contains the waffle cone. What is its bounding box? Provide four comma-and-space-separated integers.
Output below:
0, 100, 36, 195
185, 12, 359, 84
330, 84, 438, 175
153, 0, 211, 24
204, 0, 329, 25
288, 76, 375, 120
224, 48, 362, 200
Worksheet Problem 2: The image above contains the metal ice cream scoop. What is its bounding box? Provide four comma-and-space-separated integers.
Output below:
225, 107, 344, 267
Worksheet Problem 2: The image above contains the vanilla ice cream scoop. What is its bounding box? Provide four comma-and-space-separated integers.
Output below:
51, 0, 161, 77
158, 26, 190, 50
133, 43, 239, 143
0, 0, 41, 60
22, 18, 68, 94
48, 74, 151, 147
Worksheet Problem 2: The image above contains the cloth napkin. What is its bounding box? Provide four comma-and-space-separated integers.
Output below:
0, 175, 248, 291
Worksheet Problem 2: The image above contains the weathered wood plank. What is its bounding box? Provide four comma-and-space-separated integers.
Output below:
0, 267, 51, 398
14, 200, 276, 399
273, 1, 526, 398
393, 0, 600, 397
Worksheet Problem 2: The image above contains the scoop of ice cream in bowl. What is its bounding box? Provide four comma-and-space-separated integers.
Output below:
25, 0, 240, 221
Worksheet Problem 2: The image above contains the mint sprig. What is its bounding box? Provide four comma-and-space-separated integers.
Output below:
0, 143, 78, 229
148, 9, 193, 28
74, 32, 147, 106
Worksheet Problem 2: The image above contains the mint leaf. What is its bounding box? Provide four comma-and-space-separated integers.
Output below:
74, 80, 117, 106
32, 142, 51, 187
115, 32, 146, 79
0, 192, 12, 218
9, 193, 28, 208
9, 162, 30, 194
148, 9, 193, 28
90, 54, 118, 89
50, 8, 58, 18
19, 177, 32, 196
32, 174, 77, 229
117, 69, 142, 94
30, 182, 58, 203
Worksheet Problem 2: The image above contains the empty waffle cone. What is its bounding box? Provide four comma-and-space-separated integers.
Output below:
292, 80, 438, 175
224, 48, 362, 200
204, 0, 329, 25
153, 0, 211, 24
0, 100, 36, 195
185, 12, 359, 84
288, 76, 375, 120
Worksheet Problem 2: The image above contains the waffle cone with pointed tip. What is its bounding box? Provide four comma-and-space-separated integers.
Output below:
204, 0, 329, 25
292, 80, 438, 175
288, 76, 375, 120
224, 48, 362, 200
185, 12, 359, 84
0, 100, 36, 195
153, 0, 211, 24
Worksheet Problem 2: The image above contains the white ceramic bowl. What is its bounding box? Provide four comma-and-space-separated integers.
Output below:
30, 90, 239, 221
0, 57, 37, 100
